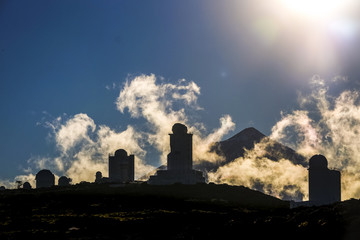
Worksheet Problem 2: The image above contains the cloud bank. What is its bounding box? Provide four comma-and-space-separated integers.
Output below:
28, 113, 151, 184
3, 74, 234, 188
271, 76, 360, 200
208, 137, 308, 201
116, 74, 235, 166
209, 75, 360, 201
4, 74, 360, 202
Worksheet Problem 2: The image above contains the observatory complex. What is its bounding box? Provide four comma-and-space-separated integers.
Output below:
148, 123, 205, 185
108, 149, 134, 183
35, 169, 55, 188
308, 154, 341, 205
291, 154, 341, 208
14, 123, 342, 209
58, 176, 72, 186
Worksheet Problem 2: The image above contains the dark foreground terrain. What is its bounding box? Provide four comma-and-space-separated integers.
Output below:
1, 183, 360, 240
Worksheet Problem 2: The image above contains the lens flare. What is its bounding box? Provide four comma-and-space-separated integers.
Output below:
280, 0, 350, 19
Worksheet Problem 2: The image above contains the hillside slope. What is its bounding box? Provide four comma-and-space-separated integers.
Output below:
1, 184, 360, 240
197, 127, 306, 172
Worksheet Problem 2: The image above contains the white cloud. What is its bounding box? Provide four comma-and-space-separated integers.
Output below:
116, 74, 233, 165
269, 76, 360, 200
11, 74, 233, 187
192, 115, 235, 164
55, 113, 96, 154
24, 113, 154, 184
208, 138, 308, 200
8, 74, 360, 202
209, 75, 360, 201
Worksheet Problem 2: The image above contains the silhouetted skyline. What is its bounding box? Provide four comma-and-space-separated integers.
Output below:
10, 124, 342, 207
309, 155, 341, 205
148, 123, 205, 185
1, 1, 360, 201
109, 149, 134, 183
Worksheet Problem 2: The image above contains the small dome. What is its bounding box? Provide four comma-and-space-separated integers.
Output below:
58, 176, 68, 181
23, 182, 32, 189
36, 169, 54, 179
309, 154, 328, 170
172, 123, 188, 134
115, 149, 128, 158
58, 176, 71, 186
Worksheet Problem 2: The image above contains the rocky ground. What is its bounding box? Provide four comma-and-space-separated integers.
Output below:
0, 183, 359, 240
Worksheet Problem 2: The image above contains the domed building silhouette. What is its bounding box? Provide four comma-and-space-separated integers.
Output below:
23, 182, 32, 189
95, 171, 102, 183
35, 169, 55, 188
58, 176, 71, 186
94, 171, 109, 183
308, 154, 341, 205
148, 123, 205, 185
108, 149, 134, 183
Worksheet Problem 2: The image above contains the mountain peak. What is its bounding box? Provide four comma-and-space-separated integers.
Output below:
204, 127, 268, 168
207, 126, 306, 168
227, 127, 266, 143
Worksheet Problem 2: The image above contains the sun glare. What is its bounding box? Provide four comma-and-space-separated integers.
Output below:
281, 0, 350, 19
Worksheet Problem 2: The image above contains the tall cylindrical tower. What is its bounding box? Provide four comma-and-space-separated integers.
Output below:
167, 123, 193, 171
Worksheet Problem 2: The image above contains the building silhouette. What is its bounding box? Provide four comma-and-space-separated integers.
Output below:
36, 169, 55, 188
148, 123, 205, 185
58, 176, 72, 186
109, 149, 134, 183
94, 171, 109, 183
308, 154, 341, 205
95, 171, 102, 183
23, 182, 32, 189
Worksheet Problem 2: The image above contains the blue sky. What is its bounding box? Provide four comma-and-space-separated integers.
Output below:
1, 0, 360, 182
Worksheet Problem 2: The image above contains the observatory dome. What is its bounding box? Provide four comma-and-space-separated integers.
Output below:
172, 123, 188, 134
36, 169, 54, 179
309, 154, 328, 170
115, 149, 128, 158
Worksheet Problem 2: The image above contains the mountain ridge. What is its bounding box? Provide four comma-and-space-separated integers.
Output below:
206, 127, 306, 167
141, 127, 307, 181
